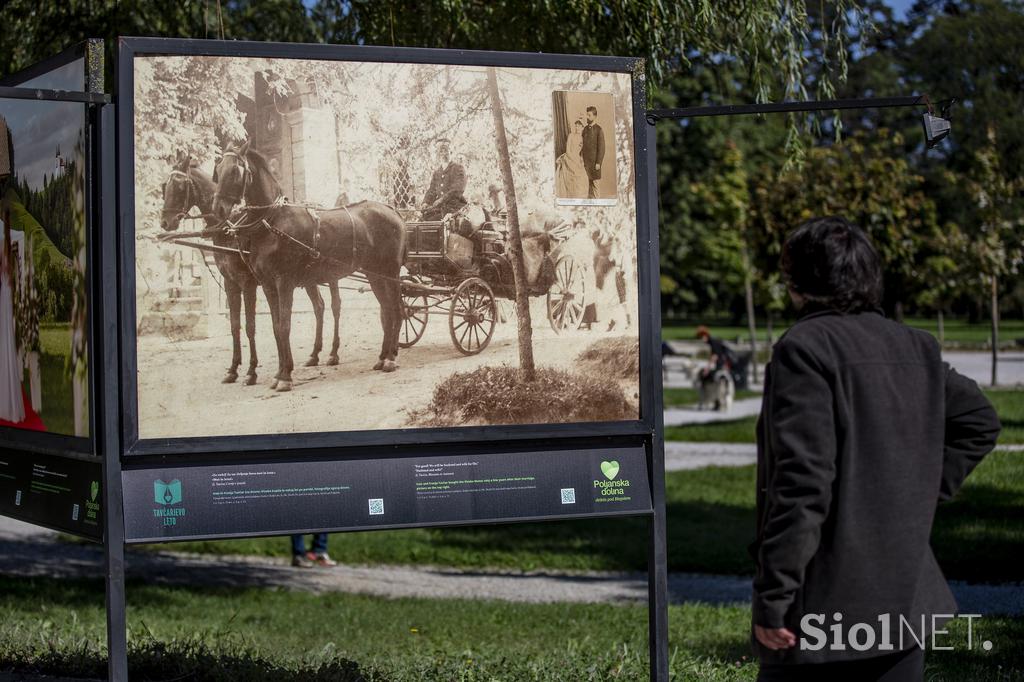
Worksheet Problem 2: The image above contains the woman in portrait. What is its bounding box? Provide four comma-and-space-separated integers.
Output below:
0, 209, 25, 423
556, 119, 588, 198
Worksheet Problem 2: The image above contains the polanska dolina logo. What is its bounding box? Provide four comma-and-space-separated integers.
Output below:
594, 460, 631, 502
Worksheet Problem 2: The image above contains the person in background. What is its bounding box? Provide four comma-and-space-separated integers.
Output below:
696, 324, 731, 381
291, 533, 336, 568
752, 216, 1000, 681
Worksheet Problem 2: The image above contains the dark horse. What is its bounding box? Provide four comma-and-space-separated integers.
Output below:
159, 153, 341, 385
212, 141, 406, 391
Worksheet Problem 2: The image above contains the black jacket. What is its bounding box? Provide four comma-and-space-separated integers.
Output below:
752, 308, 1000, 664
581, 122, 605, 180
423, 161, 467, 207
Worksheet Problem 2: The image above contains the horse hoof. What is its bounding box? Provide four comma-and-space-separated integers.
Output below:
327, 356, 339, 366
276, 380, 292, 392
372, 360, 385, 371
245, 374, 257, 386
222, 373, 238, 384
305, 357, 319, 367
382, 360, 398, 373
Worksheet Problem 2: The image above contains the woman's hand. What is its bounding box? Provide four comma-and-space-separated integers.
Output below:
754, 625, 797, 650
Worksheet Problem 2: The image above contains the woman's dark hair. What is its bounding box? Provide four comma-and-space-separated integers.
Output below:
781, 216, 883, 313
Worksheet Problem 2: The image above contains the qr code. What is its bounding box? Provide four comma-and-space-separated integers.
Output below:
368, 498, 384, 515
71, 504, 80, 521
560, 488, 576, 505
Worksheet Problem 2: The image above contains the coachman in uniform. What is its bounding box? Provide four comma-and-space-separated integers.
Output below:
421, 138, 467, 221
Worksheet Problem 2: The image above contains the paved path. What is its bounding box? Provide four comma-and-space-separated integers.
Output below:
662, 351, 1023, 427
665, 442, 758, 470
664, 442, 1023, 471
944, 351, 1024, 387
664, 397, 762, 427
1, 518, 1021, 616
663, 351, 1024, 393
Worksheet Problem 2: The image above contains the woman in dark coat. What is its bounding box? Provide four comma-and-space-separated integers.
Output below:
752, 216, 1000, 681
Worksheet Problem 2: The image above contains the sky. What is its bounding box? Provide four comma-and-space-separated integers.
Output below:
0, 59, 85, 191
885, 0, 916, 20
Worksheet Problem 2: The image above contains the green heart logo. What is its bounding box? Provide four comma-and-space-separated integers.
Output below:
600, 460, 620, 480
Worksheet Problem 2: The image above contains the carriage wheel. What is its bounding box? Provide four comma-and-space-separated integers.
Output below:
398, 293, 430, 349
449, 277, 496, 356
546, 255, 586, 334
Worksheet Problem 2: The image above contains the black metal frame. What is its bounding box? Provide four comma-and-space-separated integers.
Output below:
646, 95, 928, 122
115, 37, 662, 460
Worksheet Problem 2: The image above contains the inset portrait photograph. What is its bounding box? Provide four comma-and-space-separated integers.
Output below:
552, 91, 617, 206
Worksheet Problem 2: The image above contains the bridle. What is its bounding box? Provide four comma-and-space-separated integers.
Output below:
212, 150, 253, 210
163, 168, 199, 223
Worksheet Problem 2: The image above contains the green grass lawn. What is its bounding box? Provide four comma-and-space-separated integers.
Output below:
986, 388, 1024, 444
22, 323, 76, 435
663, 317, 1024, 349
0, 576, 1020, 681
665, 417, 759, 443
664, 387, 760, 407
139, 452, 1023, 583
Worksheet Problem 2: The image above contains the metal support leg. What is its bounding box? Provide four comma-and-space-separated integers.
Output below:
97, 101, 128, 681
642, 111, 669, 682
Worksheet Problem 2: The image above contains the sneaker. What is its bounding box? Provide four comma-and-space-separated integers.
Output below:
308, 551, 338, 568
291, 553, 314, 568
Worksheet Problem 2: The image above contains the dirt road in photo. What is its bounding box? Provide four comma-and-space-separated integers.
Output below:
137, 291, 636, 439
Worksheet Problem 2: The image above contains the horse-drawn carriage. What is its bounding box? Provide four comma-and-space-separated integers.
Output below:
156, 144, 591, 391
395, 208, 588, 355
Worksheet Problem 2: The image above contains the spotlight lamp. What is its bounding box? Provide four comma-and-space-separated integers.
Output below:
922, 96, 955, 149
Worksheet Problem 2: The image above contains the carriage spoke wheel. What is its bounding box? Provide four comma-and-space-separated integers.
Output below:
546, 255, 586, 334
398, 294, 430, 349
449, 277, 496, 356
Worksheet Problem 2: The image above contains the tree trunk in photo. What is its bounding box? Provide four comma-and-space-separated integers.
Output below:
893, 300, 904, 324
766, 310, 774, 347
742, 248, 758, 384
937, 309, 945, 348
990, 275, 999, 387
486, 67, 535, 381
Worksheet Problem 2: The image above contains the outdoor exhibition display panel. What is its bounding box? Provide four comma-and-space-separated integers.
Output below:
115, 38, 664, 541
0, 41, 105, 539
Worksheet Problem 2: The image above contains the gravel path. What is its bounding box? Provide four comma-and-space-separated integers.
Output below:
665, 442, 758, 470
664, 397, 763, 427
1, 518, 1021, 616
664, 442, 1023, 471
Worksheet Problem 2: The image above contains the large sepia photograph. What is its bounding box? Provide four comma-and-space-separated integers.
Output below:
132, 55, 641, 440
0, 59, 90, 438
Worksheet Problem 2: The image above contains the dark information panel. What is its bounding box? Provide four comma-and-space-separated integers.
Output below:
122, 446, 652, 542
0, 449, 103, 539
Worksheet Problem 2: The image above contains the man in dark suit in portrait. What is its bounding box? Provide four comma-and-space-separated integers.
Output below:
421, 138, 468, 221
581, 105, 606, 199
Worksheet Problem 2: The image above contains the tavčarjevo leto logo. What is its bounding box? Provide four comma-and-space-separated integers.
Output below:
153, 478, 186, 526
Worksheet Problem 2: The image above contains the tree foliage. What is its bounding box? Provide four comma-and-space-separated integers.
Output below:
1, 0, 865, 104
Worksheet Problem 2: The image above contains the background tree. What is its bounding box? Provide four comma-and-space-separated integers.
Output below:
962, 129, 1024, 383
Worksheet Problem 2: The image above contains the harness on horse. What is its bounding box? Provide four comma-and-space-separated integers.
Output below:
225, 202, 360, 280
168, 150, 369, 283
